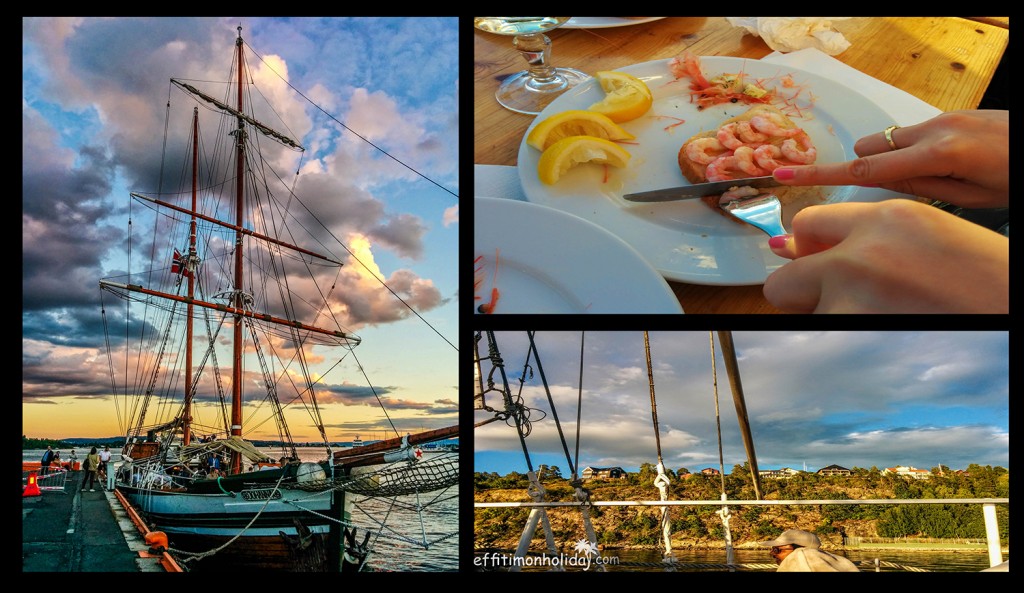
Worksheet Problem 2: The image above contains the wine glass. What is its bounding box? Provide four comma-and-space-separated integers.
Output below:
474, 17, 589, 115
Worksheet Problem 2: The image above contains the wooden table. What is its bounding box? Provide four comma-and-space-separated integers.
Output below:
474, 17, 1008, 314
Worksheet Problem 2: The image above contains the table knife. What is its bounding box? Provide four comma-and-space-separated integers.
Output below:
622, 176, 782, 202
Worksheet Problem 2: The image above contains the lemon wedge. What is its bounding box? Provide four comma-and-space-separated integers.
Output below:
527, 110, 635, 151
587, 71, 653, 123
537, 135, 631, 185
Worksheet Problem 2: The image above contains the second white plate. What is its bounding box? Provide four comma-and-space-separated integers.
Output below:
474, 197, 683, 314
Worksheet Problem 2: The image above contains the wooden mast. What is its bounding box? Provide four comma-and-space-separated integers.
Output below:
717, 331, 763, 499
230, 26, 245, 474
183, 106, 198, 447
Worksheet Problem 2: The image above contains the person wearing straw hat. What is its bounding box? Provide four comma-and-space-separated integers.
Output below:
758, 529, 860, 572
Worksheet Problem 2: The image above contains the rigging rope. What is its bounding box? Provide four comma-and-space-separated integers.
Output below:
528, 333, 598, 561
574, 332, 584, 477
643, 332, 674, 563
244, 43, 456, 200
708, 332, 735, 566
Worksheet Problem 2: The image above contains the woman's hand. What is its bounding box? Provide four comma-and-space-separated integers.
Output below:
772, 110, 1009, 209
763, 200, 1009, 313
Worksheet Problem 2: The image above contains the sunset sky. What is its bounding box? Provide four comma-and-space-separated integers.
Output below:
23, 17, 459, 442
475, 331, 1009, 476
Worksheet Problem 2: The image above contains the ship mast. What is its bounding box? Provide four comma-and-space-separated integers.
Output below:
101, 26, 364, 467
230, 26, 246, 474
183, 106, 199, 447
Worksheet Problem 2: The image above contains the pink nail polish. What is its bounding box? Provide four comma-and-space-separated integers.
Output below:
768, 235, 789, 249
773, 168, 795, 181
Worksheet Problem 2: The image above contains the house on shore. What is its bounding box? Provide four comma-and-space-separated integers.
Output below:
884, 465, 933, 479
760, 467, 802, 479
582, 466, 627, 480
817, 464, 853, 477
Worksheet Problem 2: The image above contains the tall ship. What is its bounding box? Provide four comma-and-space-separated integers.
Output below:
99, 26, 457, 572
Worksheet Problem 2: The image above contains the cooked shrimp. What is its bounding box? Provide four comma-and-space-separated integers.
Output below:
705, 154, 741, 182
753, 144, 788, 171
717, 123, 745, 150
721, 185, 761, 201
736, 120, 769, 143
780, 131, 817, 164
732, 146, 768, 176
750, 112, 802, 138
685, 136, 727, 165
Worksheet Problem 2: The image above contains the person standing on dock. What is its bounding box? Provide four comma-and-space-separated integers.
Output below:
40, 446, 54, 472
759, 530, 860, 572
98, 446, 112, 488
68, 449, 78, 471
82, 447, 100, 492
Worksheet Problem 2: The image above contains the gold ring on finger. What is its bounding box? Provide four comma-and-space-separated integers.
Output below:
883, 125, 900, 151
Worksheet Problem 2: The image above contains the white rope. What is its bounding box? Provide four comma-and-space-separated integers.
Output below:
512, 472, 562, 572
654, 462, 673, 563
167, 465, 289, 564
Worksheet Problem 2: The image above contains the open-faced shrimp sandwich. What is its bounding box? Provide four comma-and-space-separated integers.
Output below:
678, 104, 818, 216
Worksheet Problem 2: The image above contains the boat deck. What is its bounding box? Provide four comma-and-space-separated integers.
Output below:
22, 469, 172, 572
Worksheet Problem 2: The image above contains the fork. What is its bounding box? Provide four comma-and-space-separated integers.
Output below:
720, 193, 787, 237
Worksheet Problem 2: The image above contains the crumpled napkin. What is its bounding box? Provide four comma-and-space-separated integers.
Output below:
727, 17, 851, 55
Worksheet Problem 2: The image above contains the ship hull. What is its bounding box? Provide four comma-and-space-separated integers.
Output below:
163, 532, 332, 571
118, 484, 337, 537
117, 469, 354, 571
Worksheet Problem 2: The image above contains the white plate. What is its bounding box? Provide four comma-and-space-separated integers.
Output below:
518, 57, 909, 285
474, 197, 683, 314
563, 17, 665, 29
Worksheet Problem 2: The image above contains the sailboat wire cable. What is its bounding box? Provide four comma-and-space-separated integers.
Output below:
709, 332, 736, 565
644, 331, 663, 464
100, 293, 126, 438
485, 331, 535, 473
240, 42, 457, 354
242, 137, 325, 448
245, 42, 457, 201
644, 332, 674, 561
574, 332, 584, 476
709, 332, 727, 496
525, 331, 577, 477
225, 92, 454, 353
174, 53, 456, 354
167, 465, 291, 565
350, 347, 401, 439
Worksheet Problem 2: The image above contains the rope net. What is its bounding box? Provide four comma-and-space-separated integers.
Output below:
293, 454, 459, 497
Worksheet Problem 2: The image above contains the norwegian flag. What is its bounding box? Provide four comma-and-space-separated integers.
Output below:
171, 249, 193, 278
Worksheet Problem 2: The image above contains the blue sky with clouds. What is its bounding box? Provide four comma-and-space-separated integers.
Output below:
475, 331, 1008, 476
22, 17, 458, 440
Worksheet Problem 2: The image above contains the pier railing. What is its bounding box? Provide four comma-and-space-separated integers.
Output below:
474, 497, 1009, 568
